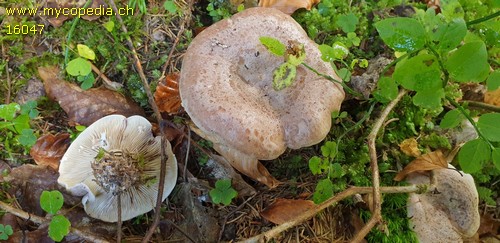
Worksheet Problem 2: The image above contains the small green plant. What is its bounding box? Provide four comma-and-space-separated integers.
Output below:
0, 101, 38, 159
0, 224, 13, 240
65, 44, 96, 90
40, 190, 71, 242
128, 0, 147, 14
209, 179, 237, 206
67, 125, 86, 141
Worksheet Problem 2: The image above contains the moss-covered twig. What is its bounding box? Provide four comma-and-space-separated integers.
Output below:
352, 88, 407, 242
0, 201, 110, 243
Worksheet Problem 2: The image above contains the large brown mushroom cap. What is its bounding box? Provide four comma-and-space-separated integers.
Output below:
58, 115, 177, 222
180, 7, 344, 186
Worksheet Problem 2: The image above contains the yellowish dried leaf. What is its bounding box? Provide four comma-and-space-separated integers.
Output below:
261, 198, 316, 224
399, 138, 421, 157
259, 0, 320, 15
484, 88, 500, 107
394, 150, 448, 181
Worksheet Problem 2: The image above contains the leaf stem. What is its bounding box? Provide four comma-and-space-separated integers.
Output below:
301, 62, 363, 97
445, 96, 494, 149
466, 10, 500, 26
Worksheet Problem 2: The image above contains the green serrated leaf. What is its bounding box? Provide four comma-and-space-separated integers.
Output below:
413, 88, 444, 109
17, 128, 36, 147
477, 186, 496, 206
77, 44, 95, 60
458, 139, 491, 173
273, 63, 296, 91
375, 17, 426, 52
486, 70, 500, 91
49, 215, 71, 242
337, 13, 359, 33
309, 156, 322, 175
477, 113, 500, 142
329, 163, 343, 179
40, 190, 64, 214
321, 141, 337, 159
319, 43, 349, 61
393, 53, 442, 91
13, 114, 30, 133
492, 147, 500, 171
0, 103, 20, 121
313, 179, 333, 204
164, 0, 178, 14
66, 57, 92, 77
376, 77, 398, 102
102, 21, 115, 32
209, 179, 238, 206
445, 41, 489, 83
259, 36, 286, 56
440, 109, 464, 129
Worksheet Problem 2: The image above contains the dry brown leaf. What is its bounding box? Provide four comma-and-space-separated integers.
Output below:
426, 0, 441, 13
484, 88, 500, 107
154, 73, 182, 115
477, 213, 500, 238
394, 150, 448, 181
30, 133, 70, 170
261, 198, 316, 224
38, 66, 145, 126
259, 0, 320, 15
399, 138, 421, 157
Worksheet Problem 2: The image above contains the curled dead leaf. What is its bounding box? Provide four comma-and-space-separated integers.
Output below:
394, 150, 447, 181
38, 66, 145, 126
259, 0, 320, 15
484, 88, 500, 107
261, 198, 316, 224
30, 133, 71, 170
154, 73, 182, 115
399, 138, 421, 157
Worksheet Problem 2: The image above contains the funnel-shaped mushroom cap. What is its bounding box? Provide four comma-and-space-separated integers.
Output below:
58, 115, 177, 222
180, 7, 344, 186
407, 165, 479, 242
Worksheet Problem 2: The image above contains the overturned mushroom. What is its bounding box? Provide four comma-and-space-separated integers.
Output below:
58, 115, 177, 222
180, 7, 344, 187
407, 165, 480, 242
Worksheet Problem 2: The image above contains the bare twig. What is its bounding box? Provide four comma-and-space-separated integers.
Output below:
117, 193, 122, 243
351, 89, 407, 242
240, 183, 434, 242
218, 194, 257, 243
104, 1, 165, 242
0, 201, 110, 242
90, 63, 123, 91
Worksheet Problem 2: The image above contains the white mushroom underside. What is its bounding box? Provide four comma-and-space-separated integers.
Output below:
58, 115, 177, 222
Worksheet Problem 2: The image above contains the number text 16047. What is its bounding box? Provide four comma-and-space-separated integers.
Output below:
5, 24, 45, 35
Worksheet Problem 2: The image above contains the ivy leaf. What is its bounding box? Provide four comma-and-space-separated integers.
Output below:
273, 63, 296, 91
209, 179, 238, 206
309, 156, 322, 175
40, 190, 64, 214
318, 43, 349, 62
458, 139, 491, 173
375, 18, 426, 52
477, 113, 500, 142
434, 18, 467, 52
77, 73, 95, 90
393, 54, 442, 91
486, 70, 500, 91
492, 147, 500, 171
445, 41, 489, 83
164, 0, 179, 14
375, 77, 398, 102
0, 224, 13, 240
337, 13, 358, 33
329, 163, 343, 179
259, 36, 286, 56
66, 57, 92, 77
413, 88, 444, 109
48, 215, 71, 242
0, 103, 20, 121
77, 44, 95, 60
440, 109, 464, 129
313, 178, 333, 204
321, 141, 337, 159
17, 128, 36, 147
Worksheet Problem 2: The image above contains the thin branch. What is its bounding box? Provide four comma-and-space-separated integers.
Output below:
218, 194, 257, 243
460, 100, 500, 113
117, 193, 122, 243
90, 63, 123, 91
104, 1, 165, 242
240, 183, 434, 243
351, 89, 407, 242
0, 201, 110, 243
